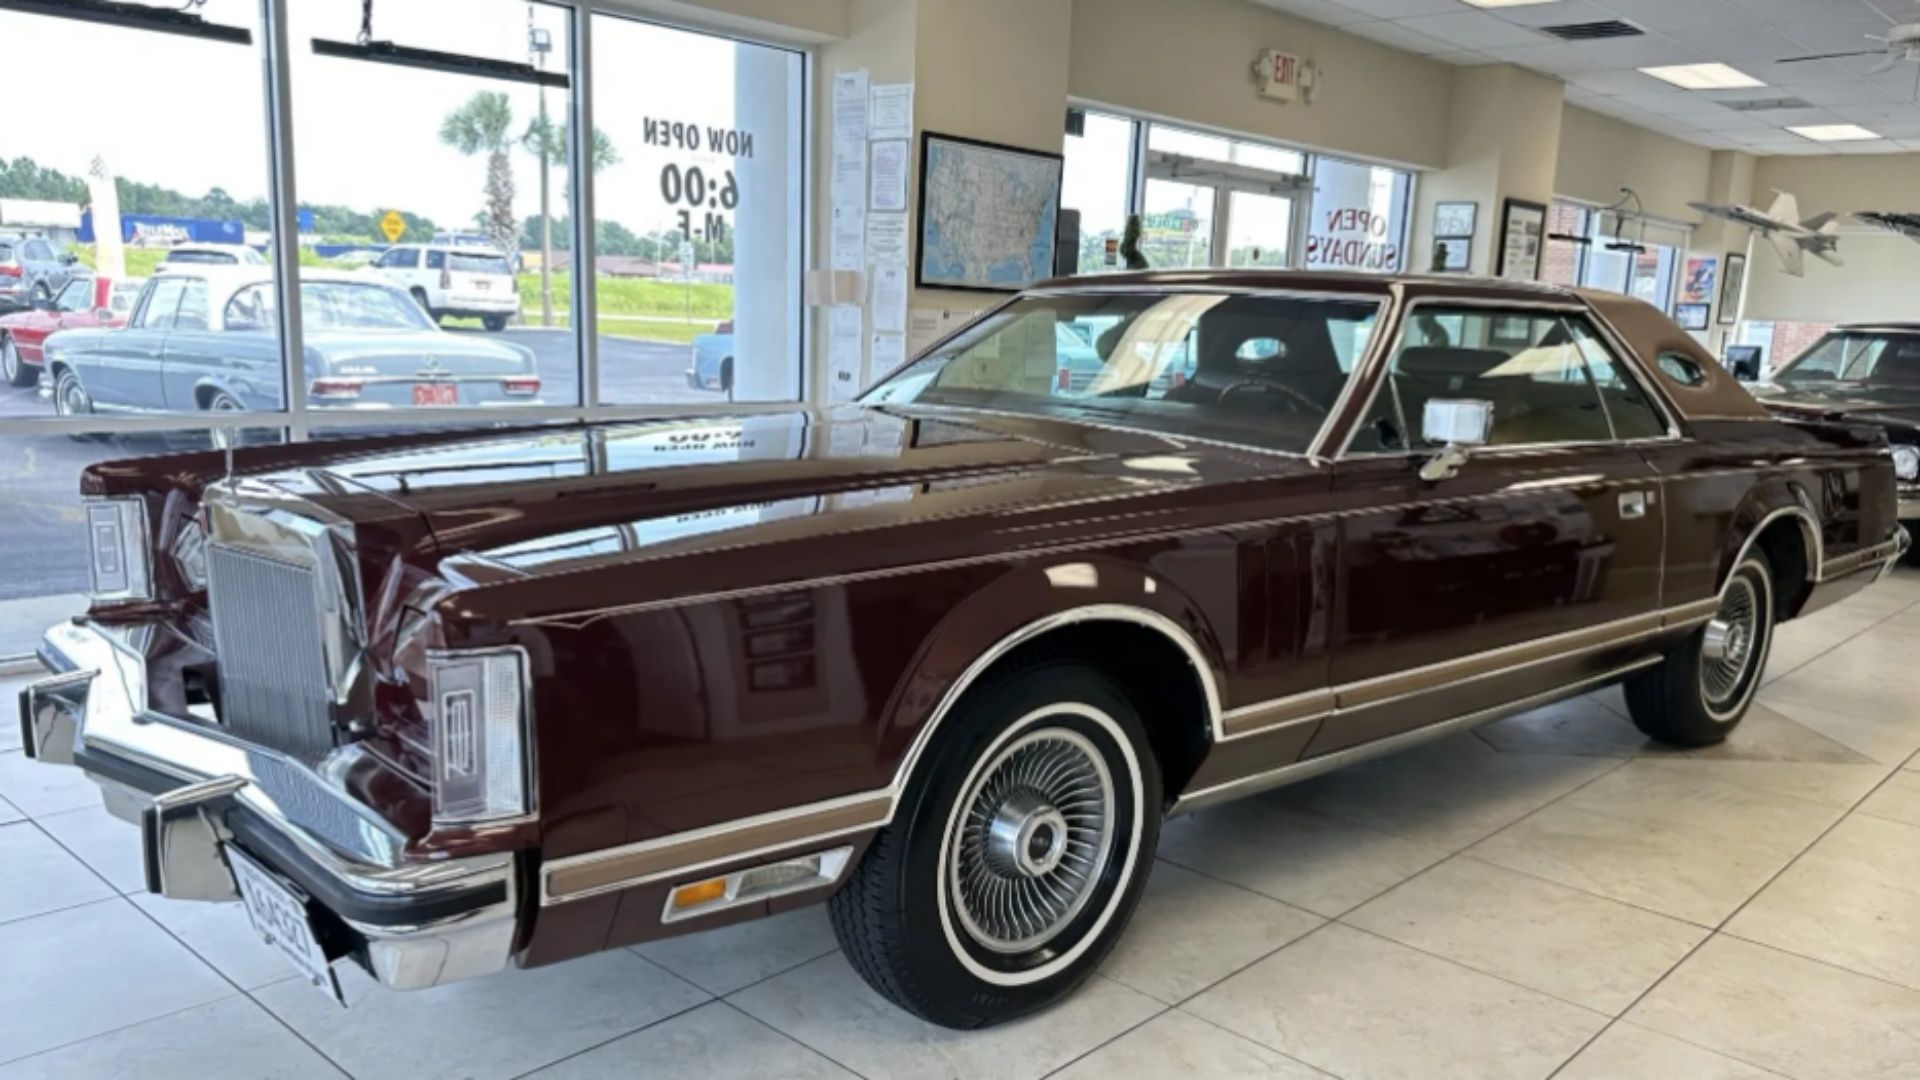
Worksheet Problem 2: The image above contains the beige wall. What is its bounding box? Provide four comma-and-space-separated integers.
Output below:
1742, 153, 1920, 324
1409, 65, 1562, 276
1068, 0, 1454, 170
1554, 107, 1713, 225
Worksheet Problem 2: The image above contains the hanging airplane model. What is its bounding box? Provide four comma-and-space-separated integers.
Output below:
1688, 191, 1843, 278
1856, 210, 1920, 243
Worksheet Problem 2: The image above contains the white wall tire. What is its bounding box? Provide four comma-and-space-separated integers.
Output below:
1626, 554, 1774, 746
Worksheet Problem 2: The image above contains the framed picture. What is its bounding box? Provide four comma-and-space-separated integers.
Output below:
1675, 303, 1711, 331
1430, 237, 1471, 272
1434, 201, 1477, 240
1496, 198, 1547, 281
1682, 256, 1717, 306
1719, 253, 1747, 325
915, 132, 1065, 292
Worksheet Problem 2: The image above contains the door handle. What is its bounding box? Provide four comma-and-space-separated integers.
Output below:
1619, 490, 1651, 519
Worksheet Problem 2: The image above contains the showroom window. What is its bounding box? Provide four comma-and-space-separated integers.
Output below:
0, 0, 813, 657
1058, 111, 1410, 277
1543, 199, 1684, 315
591, 13, 805, 405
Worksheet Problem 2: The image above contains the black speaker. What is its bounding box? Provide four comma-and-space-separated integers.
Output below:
1054, 208, 1081, 278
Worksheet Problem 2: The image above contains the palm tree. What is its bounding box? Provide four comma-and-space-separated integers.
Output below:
440, 92, 518, 257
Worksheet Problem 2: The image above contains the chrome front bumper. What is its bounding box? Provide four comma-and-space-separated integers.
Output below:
18, 620, 520, 992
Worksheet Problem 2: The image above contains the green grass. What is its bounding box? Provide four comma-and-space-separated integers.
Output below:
516, 272, 734, 320
444, 313, 712, 346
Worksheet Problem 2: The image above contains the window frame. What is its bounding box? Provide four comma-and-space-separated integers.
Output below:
136, 277, 189, 331
1334, 296, 1682, 460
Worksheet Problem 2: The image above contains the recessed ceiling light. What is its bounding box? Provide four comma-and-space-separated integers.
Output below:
1639, 63, 1766, 91
1788, 124, 1882, 142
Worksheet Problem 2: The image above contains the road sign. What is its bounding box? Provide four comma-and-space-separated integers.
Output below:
379, 210, 406, 244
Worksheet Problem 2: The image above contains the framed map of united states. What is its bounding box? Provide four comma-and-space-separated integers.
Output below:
915, 132, 1064, 293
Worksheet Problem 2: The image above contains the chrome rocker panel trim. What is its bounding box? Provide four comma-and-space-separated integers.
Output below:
20, 619, 518, 992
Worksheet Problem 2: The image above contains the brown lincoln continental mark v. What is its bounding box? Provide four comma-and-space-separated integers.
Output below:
20, 271, 1908, 1027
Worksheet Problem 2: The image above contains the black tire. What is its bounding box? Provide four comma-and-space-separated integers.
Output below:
1, 334, 33, 387
829, 660, 1162, 1029
719, 358, 734, 394
203, 388, 246, 413
482, 314, 509, 332
1625, 553, 1774, 747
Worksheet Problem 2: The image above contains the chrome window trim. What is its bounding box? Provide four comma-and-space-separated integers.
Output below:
1329, 294, 1685, 460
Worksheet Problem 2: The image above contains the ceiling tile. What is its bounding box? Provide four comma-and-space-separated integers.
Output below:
1613, 90, 1722, 113
1479, 42, 1616, 74
1566, 68, 1681, 95
1663, 25, 1804, 62
1324, 0, 1459, 17
1677, 108, 1780, 131
1590, 0, 1762, 32
1793, 79, 1904, 105
1253, 0, 1378, 26
1743, 57, 1871, 85
1395, 10, 1550, 49
1432, 50, 1501, 65
1540, 35, 1698, 69
1725, 0, 1854, 22
1488, 0, 1620, 28
1771, 17, 1899, 56
1343, 18, 1457, 54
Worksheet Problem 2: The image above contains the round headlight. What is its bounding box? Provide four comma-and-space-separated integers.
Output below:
1893, 444, 1920, 482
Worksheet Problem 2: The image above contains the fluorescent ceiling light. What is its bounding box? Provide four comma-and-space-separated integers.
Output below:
1640, 63, 1765, 90
1460, 0, 1562, 7
1788, 124, 1882, 142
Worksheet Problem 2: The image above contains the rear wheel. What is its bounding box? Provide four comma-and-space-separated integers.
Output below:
719, 358, 734, 394
829, 661, 1160, 1029
482, 314, 509, 332
1, 335, 32, 387
52, 367, 92, 418
204, 389, 245, 413
1625, 554, 1774, 747
410, 288, 439, 323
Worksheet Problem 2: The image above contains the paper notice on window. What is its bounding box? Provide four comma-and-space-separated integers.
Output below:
871, 264, 909, 335
869, 82, 913, 141
833, 69, 869, 142
869, 139, 909, 213
832, 132, 866, 208
908, 309, 944, 356
871, 332, 907, 380
831, 205, 866, 272
866, 212, 909, 267
828, 306, 864, 403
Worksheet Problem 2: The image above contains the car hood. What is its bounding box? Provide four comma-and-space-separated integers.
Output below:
245, 407, 1302, 607
1753, 381, 1920, 428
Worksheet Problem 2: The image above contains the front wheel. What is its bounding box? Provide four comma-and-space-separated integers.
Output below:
1, 335, 32, 387
829, 661, 1161, 1029
1625, 554, 1774, 747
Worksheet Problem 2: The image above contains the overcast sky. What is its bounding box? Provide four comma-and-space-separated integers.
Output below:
0, 0, 795, 236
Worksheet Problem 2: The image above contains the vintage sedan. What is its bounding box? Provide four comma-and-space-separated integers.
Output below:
1752, 323, 1920, 540
20, 272, 1905, 1028
44, 267, 539, 416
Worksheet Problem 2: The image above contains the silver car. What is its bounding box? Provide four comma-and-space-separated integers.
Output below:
0, 233, 85, 313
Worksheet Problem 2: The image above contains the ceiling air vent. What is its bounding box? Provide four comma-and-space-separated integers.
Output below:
1721, 97, 1814, 113
1541, 20, 1644, 42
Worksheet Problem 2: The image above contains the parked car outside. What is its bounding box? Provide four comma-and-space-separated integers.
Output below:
21, 271, 1905, 1031
157, 243, 268, 268
42, 267, 538, 416
686, 319, 734, 392
0, 275, 143, 387
0, 232, 84, 313
1751, 322, 1920, 548
373, 243, 519, 331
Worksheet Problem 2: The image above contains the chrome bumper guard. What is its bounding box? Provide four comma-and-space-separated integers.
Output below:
17, 620, 520, 992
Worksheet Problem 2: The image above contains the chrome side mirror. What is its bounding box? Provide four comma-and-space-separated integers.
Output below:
1418, 398, 1492, 482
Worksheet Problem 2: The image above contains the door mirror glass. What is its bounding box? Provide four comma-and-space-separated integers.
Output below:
1422, 398, 1492, 447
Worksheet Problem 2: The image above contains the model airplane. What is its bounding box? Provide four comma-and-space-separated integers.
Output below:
1688, 191, 1843, 277
1856, 210, 1920, 243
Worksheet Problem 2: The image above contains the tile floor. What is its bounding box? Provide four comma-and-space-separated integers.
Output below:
5, 572, 1920, 1079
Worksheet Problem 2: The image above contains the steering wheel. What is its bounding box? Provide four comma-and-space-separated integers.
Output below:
1216, 379, 1328, 416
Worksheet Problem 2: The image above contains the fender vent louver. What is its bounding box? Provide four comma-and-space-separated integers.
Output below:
1541, 20, 1645, 41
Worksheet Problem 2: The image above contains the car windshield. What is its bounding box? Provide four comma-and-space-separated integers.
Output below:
450, 253, 512, 275
862, 291, 1380, 453
1777, 331, 1920, 384
227, 281, 434, 332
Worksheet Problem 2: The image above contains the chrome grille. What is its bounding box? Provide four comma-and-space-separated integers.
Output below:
207, 544, 337, 759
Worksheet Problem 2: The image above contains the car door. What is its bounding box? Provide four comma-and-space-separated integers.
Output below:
88, 276, 183, 410
165, 281, 284, 411
22, 278, 92, 360
1313, 303, 1668, 754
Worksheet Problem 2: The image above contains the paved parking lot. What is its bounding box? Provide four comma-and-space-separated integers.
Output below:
0, 328, 722, 602
3, 573, 1920, 1079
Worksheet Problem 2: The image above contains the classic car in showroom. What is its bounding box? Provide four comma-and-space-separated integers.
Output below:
1751, 323, 1920, 544
43, 267, 539, 415
19, 271, 1906, 1028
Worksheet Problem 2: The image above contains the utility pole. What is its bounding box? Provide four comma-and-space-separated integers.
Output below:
530, 11, 554, 328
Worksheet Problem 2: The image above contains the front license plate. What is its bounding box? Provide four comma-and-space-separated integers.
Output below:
413, 382, 458, 406
228, 846, 344, 1004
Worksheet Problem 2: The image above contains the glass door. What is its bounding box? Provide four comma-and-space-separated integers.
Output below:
1140, 179, 1217, 270
1225, 191, 1295, 269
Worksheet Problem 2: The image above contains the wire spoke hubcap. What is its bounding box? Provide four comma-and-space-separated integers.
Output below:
951, 728, 1114, 954
1701, 576, 1759, 706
